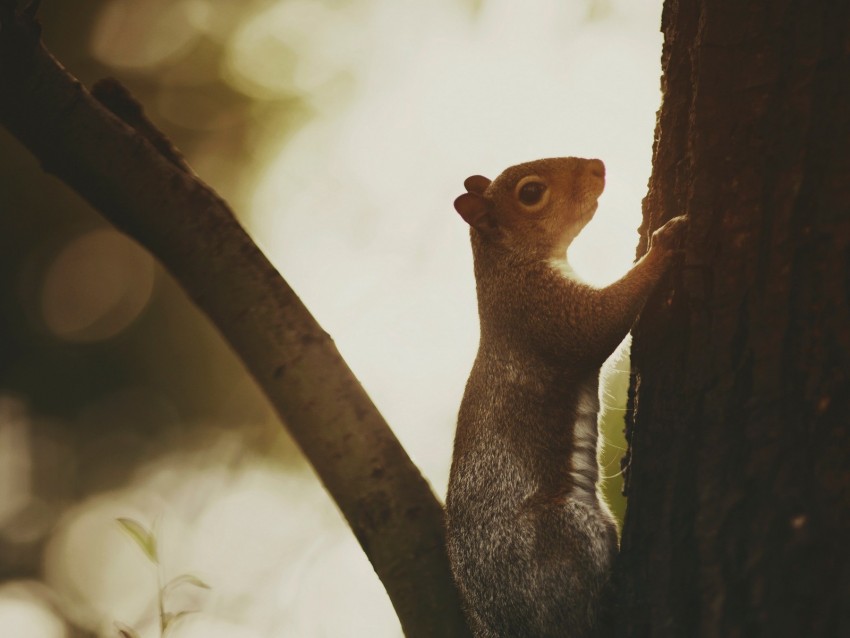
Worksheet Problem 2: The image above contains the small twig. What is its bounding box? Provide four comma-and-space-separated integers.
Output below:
92, 78, 192, 174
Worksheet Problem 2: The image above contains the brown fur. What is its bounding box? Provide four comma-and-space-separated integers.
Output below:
446, 157, 686, 637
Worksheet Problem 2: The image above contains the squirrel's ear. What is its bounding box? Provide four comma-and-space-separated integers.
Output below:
464, 175, 491, 195
454, 192, 493, 230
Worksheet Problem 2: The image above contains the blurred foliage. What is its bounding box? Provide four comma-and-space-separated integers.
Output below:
0, 0, 315, 585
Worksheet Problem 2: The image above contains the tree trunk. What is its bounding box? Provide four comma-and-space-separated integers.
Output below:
616, 0, 850, 636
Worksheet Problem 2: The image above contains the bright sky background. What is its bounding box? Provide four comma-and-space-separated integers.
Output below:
1, 1, 665, 636
251, 0, 663, 492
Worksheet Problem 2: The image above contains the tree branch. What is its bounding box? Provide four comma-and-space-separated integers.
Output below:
0, 4, 470, 636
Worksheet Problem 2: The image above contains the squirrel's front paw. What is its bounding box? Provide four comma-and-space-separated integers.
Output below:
650, 215, 688, 254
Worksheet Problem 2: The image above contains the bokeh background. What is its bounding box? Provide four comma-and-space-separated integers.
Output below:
0, 0, 664, 636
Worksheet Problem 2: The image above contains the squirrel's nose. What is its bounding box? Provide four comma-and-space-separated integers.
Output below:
588, 159, 605, 179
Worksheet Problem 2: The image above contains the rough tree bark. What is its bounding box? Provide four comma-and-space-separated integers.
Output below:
0, 4, 470, 637
617, 0, 849, 636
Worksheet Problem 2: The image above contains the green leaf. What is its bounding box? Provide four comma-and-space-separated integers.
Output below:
114, 621, 142, 638
163, 610, 196, 633
164, 573, 211, 592
116, 517, 158, 563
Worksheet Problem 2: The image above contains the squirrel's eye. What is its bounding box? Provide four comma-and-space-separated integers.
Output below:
518, 181, 547, 206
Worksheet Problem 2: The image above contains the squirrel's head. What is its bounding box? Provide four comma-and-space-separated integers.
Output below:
454, 157, 605, 259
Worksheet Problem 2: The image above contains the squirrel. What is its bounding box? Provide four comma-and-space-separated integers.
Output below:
445, 157, 687, 638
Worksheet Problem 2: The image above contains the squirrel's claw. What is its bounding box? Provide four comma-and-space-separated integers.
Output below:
650, 215, 689, 252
